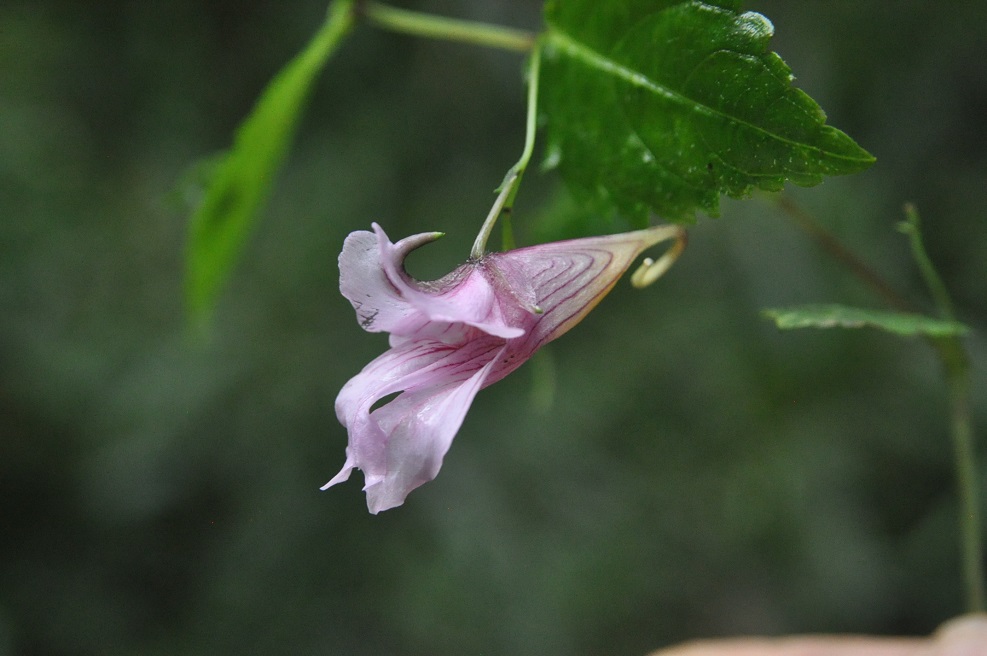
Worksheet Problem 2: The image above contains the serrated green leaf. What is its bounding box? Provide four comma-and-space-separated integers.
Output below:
762, 304, 970, 338
540, 0, 875, 226
185, 0, 355, 324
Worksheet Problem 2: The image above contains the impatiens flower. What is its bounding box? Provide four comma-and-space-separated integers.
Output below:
325, 221, 684, 513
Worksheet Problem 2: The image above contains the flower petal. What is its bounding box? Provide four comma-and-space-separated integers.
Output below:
340, 223, 524, 341
489, 226, 679, 349
400, 266, 525, 340
338, 224, 443, 334
330, 223, 683, 513
325, 335, 505, 513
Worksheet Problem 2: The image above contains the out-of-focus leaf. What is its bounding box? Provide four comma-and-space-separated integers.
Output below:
185, 0, 355, 324
763, 304, 970, 337
540, 0, 875, 227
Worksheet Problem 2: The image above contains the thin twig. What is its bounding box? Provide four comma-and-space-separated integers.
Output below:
362, 1, 535, 52
776, 195, 914, 312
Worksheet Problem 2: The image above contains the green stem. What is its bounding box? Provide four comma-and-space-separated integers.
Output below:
471, 43, 543, 258
362, 1, 536, 52
899, 204, 956, 320
776, 196, 914, 312
901, 204, 984, 612
503, 43, 541, 218
358, 2, 540, 257
941, 338, 984, 613
470, 171, 517, 259
780, 196, 984, 613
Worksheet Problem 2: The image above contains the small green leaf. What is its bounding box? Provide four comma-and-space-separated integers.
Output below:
540, 0, 875, 227
763, 304, 970, 338
185, 0, 355, 323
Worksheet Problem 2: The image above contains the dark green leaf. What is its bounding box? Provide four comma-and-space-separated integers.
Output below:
185, 0, 355, 323
540, 0, 876, 226
763, 304, 970, 338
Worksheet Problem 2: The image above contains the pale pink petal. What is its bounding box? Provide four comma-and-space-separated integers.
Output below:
490, 226, 675, 349
329, 222, 682, 513
340, 223, 524, 340
338, 224, 443, 334
363, 358, 498, 513
400, 266, 525, 340
325, 335, 505, 513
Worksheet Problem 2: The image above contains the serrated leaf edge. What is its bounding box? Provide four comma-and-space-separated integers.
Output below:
543, 25, 874, 168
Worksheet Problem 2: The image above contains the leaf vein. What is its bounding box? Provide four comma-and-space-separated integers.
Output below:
546, 27, 870, 165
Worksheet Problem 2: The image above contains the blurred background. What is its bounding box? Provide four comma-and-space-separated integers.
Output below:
2, 1, 986, 654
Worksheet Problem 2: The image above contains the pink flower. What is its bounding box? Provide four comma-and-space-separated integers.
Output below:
325, 222, 683, 513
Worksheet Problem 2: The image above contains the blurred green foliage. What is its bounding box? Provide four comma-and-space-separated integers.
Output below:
763, 305, 969, 338
185, 0, 354, 324
1, 1, 986, 655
